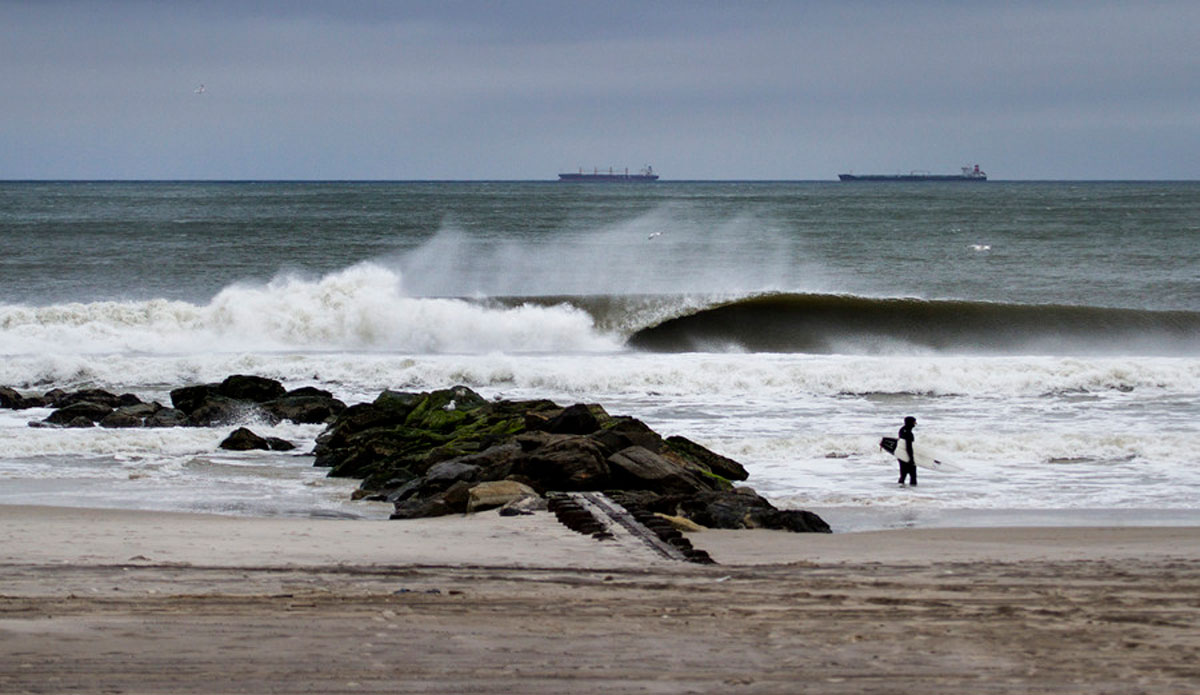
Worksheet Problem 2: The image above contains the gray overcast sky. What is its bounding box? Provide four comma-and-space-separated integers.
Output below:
2, 0, 1197, 180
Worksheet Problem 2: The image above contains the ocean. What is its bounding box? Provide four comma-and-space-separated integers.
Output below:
2, 180, 1198, 530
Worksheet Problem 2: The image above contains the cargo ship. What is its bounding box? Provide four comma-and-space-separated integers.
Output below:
558, 165, 659, 182
838, 164, 986, 182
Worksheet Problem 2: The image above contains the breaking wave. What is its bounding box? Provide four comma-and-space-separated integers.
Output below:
0, 263, 619, 356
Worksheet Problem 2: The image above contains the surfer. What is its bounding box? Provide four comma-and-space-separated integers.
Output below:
898, 416, 917, 486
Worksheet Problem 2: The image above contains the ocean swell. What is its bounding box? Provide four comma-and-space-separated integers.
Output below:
625, 293, 1200, 356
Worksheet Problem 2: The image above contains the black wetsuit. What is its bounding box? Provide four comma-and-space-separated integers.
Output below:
898, 423, 917, 485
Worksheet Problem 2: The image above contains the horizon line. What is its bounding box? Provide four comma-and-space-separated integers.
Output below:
3, 177, 1198, 184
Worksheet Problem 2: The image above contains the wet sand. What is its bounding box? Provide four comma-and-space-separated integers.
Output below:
2, 505, 1198, 693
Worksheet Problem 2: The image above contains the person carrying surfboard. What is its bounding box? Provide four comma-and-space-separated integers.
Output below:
898, 416, 917, 486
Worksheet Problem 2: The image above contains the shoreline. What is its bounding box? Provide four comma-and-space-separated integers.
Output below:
3, 505, 1199, 693
3, 504, 1198, 570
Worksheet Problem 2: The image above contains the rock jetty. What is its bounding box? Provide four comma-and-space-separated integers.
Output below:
2, 377, 830, 534
313, 384, 830, 533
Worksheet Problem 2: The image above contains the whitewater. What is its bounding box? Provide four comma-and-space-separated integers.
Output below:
1, 180, 1198, 530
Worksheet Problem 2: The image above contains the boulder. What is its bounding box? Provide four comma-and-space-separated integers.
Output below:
0, 386, 28, 409
261, 394, 346, 424
42, 388, 68, 407
56, 389, 122, 409
540, 403, 603, 435
591, 417, 664, 454
286, 386, 335, 399
467, 480, 540, 513
99, 411, 143, 428
216, 427, 292, 452
218, 375, 286, 402
673, 488, 832, 533
44, 401, 114, 426
421, 459, 482, 493
664, 435, 749, 481
220, 427, 271, 451
390, 491, 456, 519
144, 407, 190, 428
511, 436, 611, 492
19, 393, 48, 409
266, 437, 296, 452
170, 384, 220, 414
190, 396, 269, 427
117, 393, 144, 407
115, 402, 160, 420
607, 445, 715, 495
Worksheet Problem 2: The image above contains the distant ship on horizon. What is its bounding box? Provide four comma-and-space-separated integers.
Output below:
558, 165, 659, 182
839, 164, 987, 182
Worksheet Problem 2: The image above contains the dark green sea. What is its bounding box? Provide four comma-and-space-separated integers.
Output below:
1, 181, 1198, 526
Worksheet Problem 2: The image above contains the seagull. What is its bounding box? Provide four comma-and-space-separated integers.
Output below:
970, 244, 991, 251
647, 231, 663, 240
194, 84, 206, 94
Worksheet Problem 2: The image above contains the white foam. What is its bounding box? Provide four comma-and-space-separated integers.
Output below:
3, 348, 1198, 517
0, 263, 619, 357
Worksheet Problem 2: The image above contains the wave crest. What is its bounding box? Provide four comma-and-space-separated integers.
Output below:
0, 263, 618, 356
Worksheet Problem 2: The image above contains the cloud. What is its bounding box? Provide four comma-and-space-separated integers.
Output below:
1, 1, 1197, 179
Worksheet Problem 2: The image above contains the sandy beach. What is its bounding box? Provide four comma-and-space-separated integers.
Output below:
2, 505, 1199, 694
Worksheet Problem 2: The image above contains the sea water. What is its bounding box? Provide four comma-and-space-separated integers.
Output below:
1, 181, 1198, 529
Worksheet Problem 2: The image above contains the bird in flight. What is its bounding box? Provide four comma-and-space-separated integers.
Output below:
194, 84, 206, 94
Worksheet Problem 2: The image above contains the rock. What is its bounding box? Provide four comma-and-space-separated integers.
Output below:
261, 394, 346, 424
672, 488, 832, 533
219, 427, 271, 451
302, 383, 828, 533
390, 491, 456, 519
512, 435, 611, 492
190, 396, 269, 427
42, 388, 68, 407
56, 389, 122, 409
172, 378, 284, 426
591, 417, 664, 454
541, 403, 603, 435
44, 401, 114, 426
218, 374, 286, 402
0, 386, 28, 409
170, 384, 220, 414
18, 394, 48, 409
749, 508, 831, 534
265, 437, 296, 452
655, 513, 706, 532
467, 480, 540, 513
144, 407, 190, 428
422, 460, 482, 493
607, 445, 715, 495
117, 393, 144, 408
218, 427, 294, 452
286, 386, 335, 399
2, 386, 50, 409
99, 411, 143, 428
65, 415, 95, 428
115, 402, 160, 420
663, 435, 749, 481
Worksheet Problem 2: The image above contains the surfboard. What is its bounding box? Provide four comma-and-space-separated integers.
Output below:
879, 437, 962, 472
